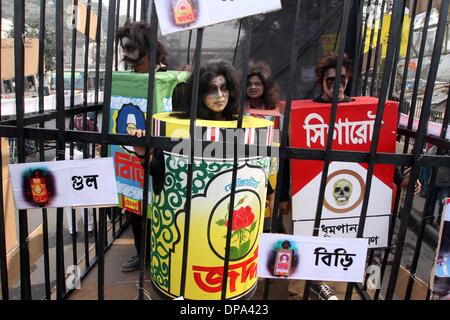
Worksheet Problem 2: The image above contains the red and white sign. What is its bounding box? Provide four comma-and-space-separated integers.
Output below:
290, 97, 398, 248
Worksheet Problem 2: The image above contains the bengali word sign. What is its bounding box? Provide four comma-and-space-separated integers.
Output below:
10, 158, 118, 209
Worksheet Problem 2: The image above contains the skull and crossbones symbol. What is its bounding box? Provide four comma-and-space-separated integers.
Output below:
333, 178, 353, 206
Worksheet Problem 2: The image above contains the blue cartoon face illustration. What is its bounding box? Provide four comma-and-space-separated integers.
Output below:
116, 103, 146, 154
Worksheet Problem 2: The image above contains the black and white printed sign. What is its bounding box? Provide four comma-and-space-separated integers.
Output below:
10, 158, 118, 209
257, 233, 368, 283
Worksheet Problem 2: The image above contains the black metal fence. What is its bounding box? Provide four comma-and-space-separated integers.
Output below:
0, 0, 449, 300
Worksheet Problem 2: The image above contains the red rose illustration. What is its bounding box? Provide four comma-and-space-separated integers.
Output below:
226, 205, 255, 231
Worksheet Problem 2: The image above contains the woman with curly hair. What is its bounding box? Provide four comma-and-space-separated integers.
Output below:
245, 62, 281, 110
172, 59, 239, 121
243, 61, 287, 232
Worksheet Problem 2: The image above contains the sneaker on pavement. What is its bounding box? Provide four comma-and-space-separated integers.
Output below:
120, 256, 140, 272
311, 283, 339, 300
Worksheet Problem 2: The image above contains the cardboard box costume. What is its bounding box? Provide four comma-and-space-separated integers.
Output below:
290, 97, 398, 248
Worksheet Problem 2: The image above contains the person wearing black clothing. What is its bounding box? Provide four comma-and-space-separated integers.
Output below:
116, 21, 169, 272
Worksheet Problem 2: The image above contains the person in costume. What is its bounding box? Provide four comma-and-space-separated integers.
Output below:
116, 21, 169, 273
243, 61, 287, 231
289, 52, 422, 300
172, 59, 239, 121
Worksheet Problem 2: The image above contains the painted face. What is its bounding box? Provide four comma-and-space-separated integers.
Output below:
120, 37, 142, 67
322, 67, 348, 101
203, 75, 229, 114
246, 75, 264, 99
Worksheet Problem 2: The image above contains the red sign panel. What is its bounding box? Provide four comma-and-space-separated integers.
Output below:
289, 97, 398, 248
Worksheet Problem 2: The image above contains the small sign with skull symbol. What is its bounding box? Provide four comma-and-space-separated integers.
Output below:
324, 169, 365, 214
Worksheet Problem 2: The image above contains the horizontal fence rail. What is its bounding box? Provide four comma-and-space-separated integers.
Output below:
0, 0, 449, 301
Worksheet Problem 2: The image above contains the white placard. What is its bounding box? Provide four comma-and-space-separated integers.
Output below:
257, 233, 369, 283
154, 0, 282, 35
292, 162, 391, 248
293, 216, 390, 249
10, 158, 119, 209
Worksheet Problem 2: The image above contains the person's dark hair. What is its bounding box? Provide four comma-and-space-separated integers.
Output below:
115, 21, 168, 66
315, 52, 353, 88
246, 61, 280, 110
173, 60, 239, 120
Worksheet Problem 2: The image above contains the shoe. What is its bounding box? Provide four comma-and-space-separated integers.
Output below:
311, 283, 339, 300
120, 256, 140, 272
87, 230, 95, 237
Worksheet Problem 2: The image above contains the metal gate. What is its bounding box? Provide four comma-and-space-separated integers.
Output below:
0, 0, 449, 300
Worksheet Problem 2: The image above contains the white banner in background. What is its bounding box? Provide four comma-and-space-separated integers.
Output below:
10, 158, 118, 209
257, 233, 369, 283
155, 0, 282, 35
0, 92, 104, 117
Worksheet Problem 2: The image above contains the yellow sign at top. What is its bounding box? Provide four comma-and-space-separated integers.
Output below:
364, 13, 411, 58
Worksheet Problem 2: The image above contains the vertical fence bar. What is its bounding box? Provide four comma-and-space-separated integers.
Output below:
83, 0, 92, 120
70, 0, 79, 272
349, 0, 365, 96
14, 0, 32, 300
302, 0, 353, 300
141, 0, 149, 22
388, 0, 408, 100
70, 0, 79, 137
354, 0, 373, 96
262, 6, 307, 299
104, 209, 109, 248
71, 207, 78, 267
38, 0, 52, 300
38, 0, 46, 161
0, 0, 2, 118
385, 0, 449, 300
99, 0, 118, 300
362, 0, 379, 96
402, 0, 433, 155
81, 0, 93, 269
68, 0, 78, 182
0, 142, 9, 300
344, 0, 404, 300
398, 0, 418, 125
133, 0, 137, 21
221, 17, 253, 300
95, 0, 103, 104
0, 0, 3, 296
373, 184, 401, 300
93, 0, 103, 161
83, 207, 90, 268
187, 30, 192, 65
93, 208, 99, 256
138, 1, 158, 300
55, 0, 67, 300
126, 0, 131, 21
115, 0, 120, 71
369, 0, 386, 96
179, 27, 204, 298
232, 20, 243, 66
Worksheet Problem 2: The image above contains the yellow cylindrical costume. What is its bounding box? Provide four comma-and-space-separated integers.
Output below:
150, 113, 274, 300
